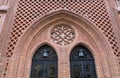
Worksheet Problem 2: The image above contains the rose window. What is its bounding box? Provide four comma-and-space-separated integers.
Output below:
51, 24, 75, 46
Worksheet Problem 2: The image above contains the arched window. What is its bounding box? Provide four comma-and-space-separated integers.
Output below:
70, 45, 97, 78
30, 45, 58, 78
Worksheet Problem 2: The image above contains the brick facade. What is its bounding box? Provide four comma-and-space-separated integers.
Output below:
0, 0, 120, 78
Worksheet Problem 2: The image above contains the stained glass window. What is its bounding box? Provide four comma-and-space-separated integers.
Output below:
30, 45, 58, 78
70, 45, 97, 78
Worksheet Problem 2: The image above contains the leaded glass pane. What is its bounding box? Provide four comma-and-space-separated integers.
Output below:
70, 45, 97, 78
30, 45, 58, 78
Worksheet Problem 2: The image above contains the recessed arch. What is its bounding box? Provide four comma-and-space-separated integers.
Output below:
70, 44, 94, 59
31, 42, 59, 59
7, 10, 117, 78
30, 45, 58, 78
70, 45, 97, 78
69, 42, 97, 59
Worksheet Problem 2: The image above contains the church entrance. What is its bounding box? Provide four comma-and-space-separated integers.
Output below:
30, 23, 98, 78
30, 45, 58, 78
70, 45, 97, 78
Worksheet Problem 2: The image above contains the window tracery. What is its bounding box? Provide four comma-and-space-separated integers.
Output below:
51, 24, 75, 46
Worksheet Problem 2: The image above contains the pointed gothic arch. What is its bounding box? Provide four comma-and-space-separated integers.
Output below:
6, 10, 117, 78
30, 45, 58, 78
70, 45, 97, 78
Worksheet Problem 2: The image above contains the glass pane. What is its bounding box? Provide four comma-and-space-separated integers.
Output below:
30, 45, 58, 78
70, 45, 97, 78
73, 64, 80, 78
33, 65, 42, 78
49, 64, 56, 78
86, 64, 91, 78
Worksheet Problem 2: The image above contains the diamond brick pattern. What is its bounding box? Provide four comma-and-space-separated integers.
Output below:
4, 1, 120, 77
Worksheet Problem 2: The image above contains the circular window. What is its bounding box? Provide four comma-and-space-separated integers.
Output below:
51, 24, 75, 46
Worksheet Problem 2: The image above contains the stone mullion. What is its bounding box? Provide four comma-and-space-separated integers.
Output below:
58, 48, 70, 78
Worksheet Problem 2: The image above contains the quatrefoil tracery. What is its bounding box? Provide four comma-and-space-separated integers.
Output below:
51, 24, 75, 46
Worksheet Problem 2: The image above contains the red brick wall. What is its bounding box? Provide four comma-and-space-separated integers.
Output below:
0, 0, 120, 78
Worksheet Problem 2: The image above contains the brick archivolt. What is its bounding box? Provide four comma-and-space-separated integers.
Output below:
6, 0, 120, 59
1, 0, 120, 78
4, 12, 119, 78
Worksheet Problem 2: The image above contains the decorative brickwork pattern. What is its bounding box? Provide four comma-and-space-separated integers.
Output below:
0, 58, 8, 78
3, 61, 8, 78
51, 24, 75, 46
0, 59, 3, 77
4, 0, 120, 77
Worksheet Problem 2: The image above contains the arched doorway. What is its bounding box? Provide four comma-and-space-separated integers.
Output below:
70, 45, 97, 78
30, 45, 58, 78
